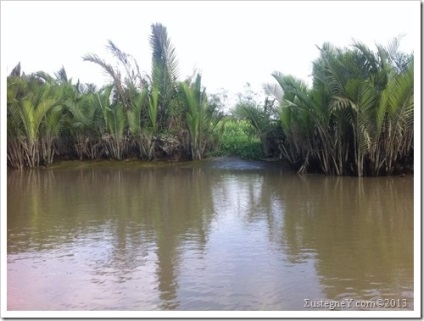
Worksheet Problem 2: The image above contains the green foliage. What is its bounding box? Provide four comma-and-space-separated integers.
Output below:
233, 84, 278, 156
7, 74, 63, 168
179, 74, 208, 160
148, 85, 159, 134
210, 119, 263, 160
7, 31, 413, 176
150, 23, 179, 130
266, 37, 414, 176
214, 140, 263, 160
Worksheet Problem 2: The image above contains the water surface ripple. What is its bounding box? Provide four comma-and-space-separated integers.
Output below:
7, 158, 414, 310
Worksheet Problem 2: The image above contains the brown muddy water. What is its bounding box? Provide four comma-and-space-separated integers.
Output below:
7, 158, 414, 311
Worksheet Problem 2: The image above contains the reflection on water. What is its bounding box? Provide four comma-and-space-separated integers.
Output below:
7, 159, 414, 310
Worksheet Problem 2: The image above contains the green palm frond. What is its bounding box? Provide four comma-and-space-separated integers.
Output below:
83, 53, 128, 109
106, 40, 143, 92
150, 22, 179, 123
43, 105, 63, 137
33, 71, 54, 84
128, 88, 148, 136
150, 23, 179, 85
83, 53, 117, 81
179, 74, 214, 159
106, 104, 126, 140
386, 63, 414, 119
263, 82, 284, 103
148, 85, 159, 133
7, 99, 24, 137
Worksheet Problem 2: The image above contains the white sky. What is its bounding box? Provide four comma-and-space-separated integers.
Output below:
1, 1, 420, 106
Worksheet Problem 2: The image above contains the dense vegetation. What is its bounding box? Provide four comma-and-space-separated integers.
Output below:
7, 24, 414, 176
260, 39, 414, 176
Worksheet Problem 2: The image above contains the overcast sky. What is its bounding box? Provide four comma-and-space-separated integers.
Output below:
1, 1, 419, 105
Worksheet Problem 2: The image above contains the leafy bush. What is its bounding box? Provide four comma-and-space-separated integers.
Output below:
208, 119, 263, 160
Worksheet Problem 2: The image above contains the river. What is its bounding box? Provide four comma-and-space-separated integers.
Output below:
7, 158, 414, 311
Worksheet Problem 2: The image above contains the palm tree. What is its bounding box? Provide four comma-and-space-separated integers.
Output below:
127, 88, 154, 159
268, 73, 316, 173
266, 37, 413, 176
7, 68, 28, 168
63, 85, 101, 160
7, 74, 62, 167
317, 38, 413, 176
377, 61, 414, 175
39, 102, 63, 166
92, 85, 127, 160
179, 74, 212, 160
82, 23, 180, 160
149, 23, 179, 130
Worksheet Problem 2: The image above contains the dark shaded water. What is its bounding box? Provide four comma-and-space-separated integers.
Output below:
7, 158, 414, 311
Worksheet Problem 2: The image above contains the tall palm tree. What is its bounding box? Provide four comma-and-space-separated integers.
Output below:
149, 23, 179, 130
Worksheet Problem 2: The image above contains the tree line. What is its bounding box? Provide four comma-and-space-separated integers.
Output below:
235, 37, 414, 176
7, 23, 413, 176
7, 23, 224, 169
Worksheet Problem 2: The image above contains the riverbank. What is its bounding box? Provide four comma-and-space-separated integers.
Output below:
21, 156, 292, 172
8, 155, 412, 177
